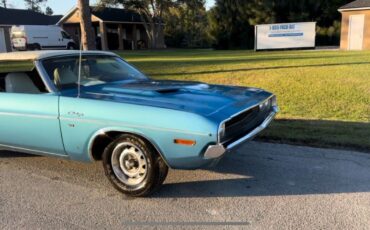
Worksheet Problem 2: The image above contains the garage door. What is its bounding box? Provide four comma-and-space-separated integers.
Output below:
349, 15, 365, 50
0, 28, 7, 53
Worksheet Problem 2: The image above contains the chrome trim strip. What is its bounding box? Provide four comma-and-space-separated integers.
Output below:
60, 117, 210, 136
0, 143, 68, 158
36, 52, 119, 62
87, 128, 110, 161
34, 60, 59, 93
204, 106, 278, 160
217, 95, 275, 143
87, 128, 171, 168
0, 111, 58, 120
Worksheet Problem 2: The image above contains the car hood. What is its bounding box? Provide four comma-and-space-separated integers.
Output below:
71, 80, 273, 119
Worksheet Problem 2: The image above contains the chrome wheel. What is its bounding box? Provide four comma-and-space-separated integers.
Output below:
111, 142, 148, 187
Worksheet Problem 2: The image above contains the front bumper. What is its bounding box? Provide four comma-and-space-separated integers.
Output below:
204, 105, 278, 159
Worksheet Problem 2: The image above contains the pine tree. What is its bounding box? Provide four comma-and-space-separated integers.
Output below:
24, 0, 47, 13
45, 6, 53, 15
1, 0, 7, 8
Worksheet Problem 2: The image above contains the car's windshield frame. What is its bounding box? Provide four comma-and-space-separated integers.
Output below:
40, 54, 149, 91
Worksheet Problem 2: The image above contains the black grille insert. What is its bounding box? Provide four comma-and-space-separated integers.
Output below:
221, 104, 272, 144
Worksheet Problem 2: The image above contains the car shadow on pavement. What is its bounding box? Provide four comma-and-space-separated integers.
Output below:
153, 146, 370, 198
0, 150, 38, 158
1, 141, 369, 199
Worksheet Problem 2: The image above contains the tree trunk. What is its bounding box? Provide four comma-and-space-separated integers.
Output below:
78, 0, 95, 50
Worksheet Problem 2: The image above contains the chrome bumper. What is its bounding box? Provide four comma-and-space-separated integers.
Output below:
204, 106, 278, 159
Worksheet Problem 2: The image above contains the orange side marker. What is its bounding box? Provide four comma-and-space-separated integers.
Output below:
174, 139, 196, 146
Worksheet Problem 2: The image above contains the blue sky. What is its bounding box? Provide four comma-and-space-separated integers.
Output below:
9, 0, 215, 15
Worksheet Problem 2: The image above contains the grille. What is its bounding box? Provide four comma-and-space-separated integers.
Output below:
220, 103, 272, 145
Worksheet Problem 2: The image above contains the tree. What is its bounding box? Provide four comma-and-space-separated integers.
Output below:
209, 0, 273, 49
24, 0, 47, 13
209, 0, 349, 49
1, 0, 7, 8
45, 6, 53, 15
78, 0, 96, 50
99, 0, 175, 49
164, 0, 211, 48
270, 0, 348, 46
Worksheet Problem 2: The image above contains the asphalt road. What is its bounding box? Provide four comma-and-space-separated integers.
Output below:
1, 142, 370, 230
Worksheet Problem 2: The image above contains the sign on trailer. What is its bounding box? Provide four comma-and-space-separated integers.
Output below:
255, 22, 316, 50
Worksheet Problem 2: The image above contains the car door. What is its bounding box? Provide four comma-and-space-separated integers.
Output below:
0, 71, 66, 156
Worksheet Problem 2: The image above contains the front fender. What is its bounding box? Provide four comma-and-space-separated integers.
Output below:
59, 97, 218, 168
84, 125, 218, 169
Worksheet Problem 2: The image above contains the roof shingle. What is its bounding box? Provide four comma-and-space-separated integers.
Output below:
339, 0, 370, 10
91, 7, 143, 23
0, 7, 62, 26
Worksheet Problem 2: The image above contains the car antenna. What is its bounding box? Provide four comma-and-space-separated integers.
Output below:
77, 37, 83, 98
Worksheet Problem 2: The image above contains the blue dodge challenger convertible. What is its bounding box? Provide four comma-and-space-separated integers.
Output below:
0, 51, 278, 197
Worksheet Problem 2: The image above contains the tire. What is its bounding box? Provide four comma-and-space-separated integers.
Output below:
33, 44, 41, 50
102, 134, 168, 197
26, 43, 40, 51
152, 154, 169, 192
67, 43, 76, 50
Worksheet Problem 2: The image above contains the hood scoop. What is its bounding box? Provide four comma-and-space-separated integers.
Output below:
100, 85, 182, 96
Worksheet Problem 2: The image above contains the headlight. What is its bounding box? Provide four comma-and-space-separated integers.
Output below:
218, 123, 226, 141
259, 99, 270, 110
259, 96, 277, 111
270, 96, 277, 107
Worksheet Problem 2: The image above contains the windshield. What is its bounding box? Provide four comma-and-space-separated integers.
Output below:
42, 55, 148, 90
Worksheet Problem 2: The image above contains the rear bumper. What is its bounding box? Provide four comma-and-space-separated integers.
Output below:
204, 106, 278, 159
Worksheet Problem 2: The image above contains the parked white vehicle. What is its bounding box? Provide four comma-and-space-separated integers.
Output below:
11, 25, 77, 51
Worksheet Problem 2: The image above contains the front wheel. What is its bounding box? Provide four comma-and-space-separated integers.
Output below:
102, 134, 168, 197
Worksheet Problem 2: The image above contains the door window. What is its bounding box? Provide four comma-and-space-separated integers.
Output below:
61, 31, 71, 39
0, 71, 48, 94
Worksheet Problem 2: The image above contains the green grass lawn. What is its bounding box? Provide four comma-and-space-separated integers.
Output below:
118, 49, 370, 152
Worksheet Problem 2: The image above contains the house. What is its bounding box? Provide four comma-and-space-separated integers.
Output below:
339, 0, 370, 50
57, 7, 166, 50
0, 7, 62, 52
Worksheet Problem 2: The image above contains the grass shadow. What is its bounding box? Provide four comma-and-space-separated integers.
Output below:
146, 61, 370, 77
258, 119, 370, 153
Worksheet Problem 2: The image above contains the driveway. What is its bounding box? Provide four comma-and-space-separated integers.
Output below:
0, 142, 369, 229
